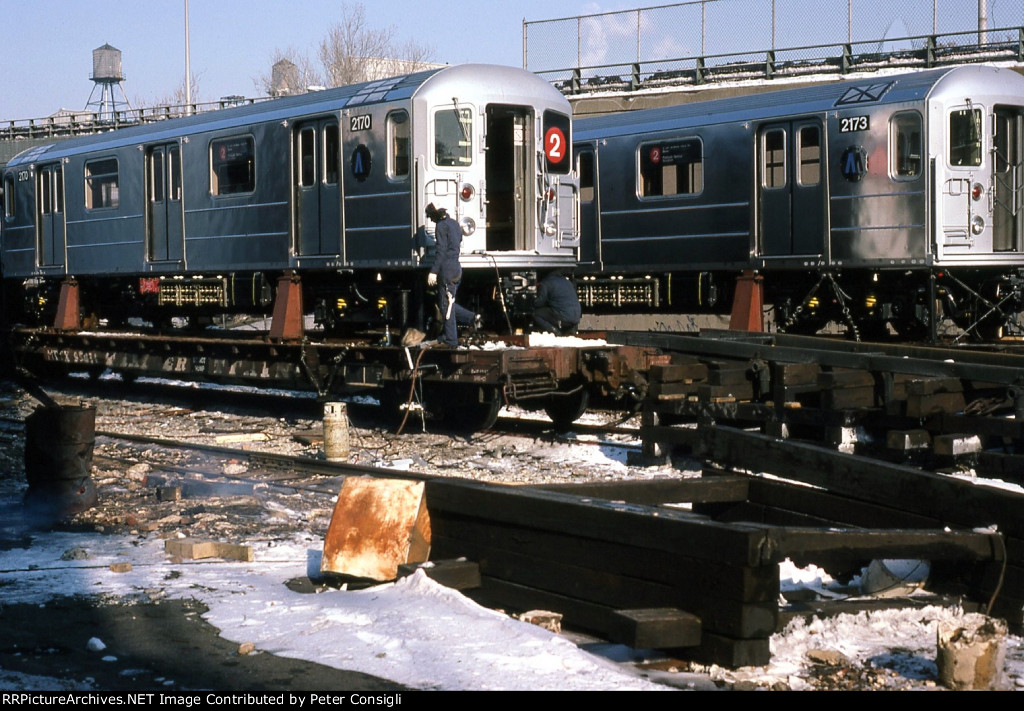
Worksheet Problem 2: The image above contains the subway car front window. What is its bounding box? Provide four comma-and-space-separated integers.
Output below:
950, 108, 983, 167
434, 108, 472, 167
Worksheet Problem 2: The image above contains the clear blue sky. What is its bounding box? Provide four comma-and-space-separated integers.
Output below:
0, 0, 1004, 120
0, 0, 630, 120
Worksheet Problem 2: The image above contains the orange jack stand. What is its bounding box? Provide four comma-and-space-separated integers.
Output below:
54, 279, 81, 331
729, 270, 764, 332
269, 272, 304, 341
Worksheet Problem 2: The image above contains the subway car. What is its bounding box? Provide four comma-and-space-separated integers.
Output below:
0, 64, 576, 333
574, 64, 1024, 339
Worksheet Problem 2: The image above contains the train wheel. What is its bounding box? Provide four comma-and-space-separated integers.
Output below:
543, 386, 590, 430
441, 385, 503, 432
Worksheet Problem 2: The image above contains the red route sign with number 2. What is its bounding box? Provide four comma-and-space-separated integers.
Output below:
545, 127, 566, 165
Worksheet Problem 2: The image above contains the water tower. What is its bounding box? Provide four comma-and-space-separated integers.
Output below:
85, 44, 132, 121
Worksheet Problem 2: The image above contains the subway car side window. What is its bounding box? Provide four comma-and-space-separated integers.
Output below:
388, 111, 410, 179
891, 112, 922, 179
577, 151, 594, 203
85, 158, 120, 210
210, 136, 256, 195
639, 138, 703, 198
3, 175, 13, 219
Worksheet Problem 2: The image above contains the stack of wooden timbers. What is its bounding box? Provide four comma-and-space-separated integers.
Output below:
421, 330, 1023, 668
635, 332, 1023, 643
424, 472, 1005, 667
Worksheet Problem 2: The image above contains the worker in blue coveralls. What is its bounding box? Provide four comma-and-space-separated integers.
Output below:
533, 268, 582, 335
425, 203, 476, 346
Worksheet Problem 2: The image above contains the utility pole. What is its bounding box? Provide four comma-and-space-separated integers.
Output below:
185, 0, 192, 113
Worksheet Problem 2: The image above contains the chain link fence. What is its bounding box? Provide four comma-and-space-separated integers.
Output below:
525, 0, 1024, 88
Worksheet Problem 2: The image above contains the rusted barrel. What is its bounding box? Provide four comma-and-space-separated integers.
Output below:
23, 403, 98, 518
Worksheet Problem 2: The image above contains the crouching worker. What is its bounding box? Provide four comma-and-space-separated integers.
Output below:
533, 269, 581, 336
425, 203, 476, 346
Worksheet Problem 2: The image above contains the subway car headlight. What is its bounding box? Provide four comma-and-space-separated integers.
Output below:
971, 215, 985, 235
543, 221, 557, 236
460, 217, 476, 236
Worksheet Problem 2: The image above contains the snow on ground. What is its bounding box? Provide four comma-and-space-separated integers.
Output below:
0, 518, 666, 691
2, 499, 1023, 690
2, 378, 1023, 690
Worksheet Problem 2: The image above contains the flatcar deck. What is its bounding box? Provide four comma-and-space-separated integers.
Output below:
7, 326, 662, 431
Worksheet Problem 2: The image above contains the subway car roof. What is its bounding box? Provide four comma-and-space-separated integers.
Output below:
6, 64, 566, 167
574, 65, 1024, 140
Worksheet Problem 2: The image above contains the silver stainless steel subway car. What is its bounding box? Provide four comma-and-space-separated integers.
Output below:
0, 64, 576, 332
575, 65, 1024, 339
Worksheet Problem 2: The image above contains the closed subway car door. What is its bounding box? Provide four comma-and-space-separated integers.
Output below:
294, 118, 341, 257
36, 164, 65, 268
758, 120, 825, 258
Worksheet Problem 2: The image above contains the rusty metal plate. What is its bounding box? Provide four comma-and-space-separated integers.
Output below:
321, 477, 431, 581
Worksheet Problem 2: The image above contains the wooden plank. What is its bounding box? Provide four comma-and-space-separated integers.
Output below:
977, 452, 1024, 484
761, 527, 999, 563
424, 478, 774, 568
818, 369, 875, 388
906, 378, 964, 395
538, 476, 749, 506
431, 532, 779, 639
397, 559, 481, 590
707, 364, 751, 387
905, 392, 967, 418
648, 380, 701, 398
693, 425, 1024, 540
430, 515, 780, 602
742, 477, 949, 529
698, 383, 753, 401
608, 608, 702, 649
649, 362, 708, 382
777, 363, 821, 386
163, 539, 254, 562
469, 577, 770, 667
821, 386, 875, 410
687, 631, 771, 668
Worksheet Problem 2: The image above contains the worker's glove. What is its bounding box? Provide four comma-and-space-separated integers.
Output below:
427, 272, 437, 287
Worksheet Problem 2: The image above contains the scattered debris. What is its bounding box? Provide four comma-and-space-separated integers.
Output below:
164, 538, 254, 562
937, 615, 1008, 690
518, 610, 563, 634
